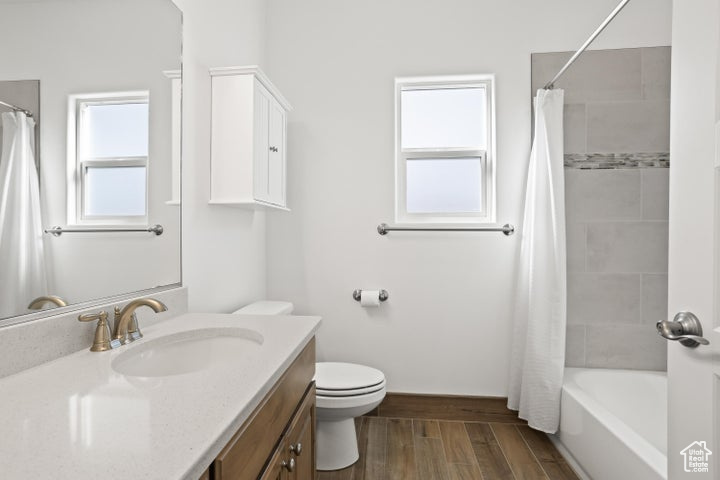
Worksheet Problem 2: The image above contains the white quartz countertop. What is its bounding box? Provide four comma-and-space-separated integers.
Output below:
0, 313, 321, 480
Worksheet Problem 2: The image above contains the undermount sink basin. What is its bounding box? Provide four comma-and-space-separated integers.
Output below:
111, 327, 264, 377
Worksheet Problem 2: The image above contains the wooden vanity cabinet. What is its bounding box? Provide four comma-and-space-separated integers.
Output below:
260, 385, 316, 480
211, 339, 316, 480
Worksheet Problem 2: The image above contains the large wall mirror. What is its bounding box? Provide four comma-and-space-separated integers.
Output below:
0, 0, 182, 326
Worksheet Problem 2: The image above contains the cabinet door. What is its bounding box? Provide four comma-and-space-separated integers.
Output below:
259, 442, 289, 480
254, 87, 271, 203
213, 341, 316, 480
287, 385, 316, 480
267, 98, 286, 207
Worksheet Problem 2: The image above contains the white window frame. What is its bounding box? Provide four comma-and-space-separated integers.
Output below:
395, 75, 496, 225
67, 91, 150, 226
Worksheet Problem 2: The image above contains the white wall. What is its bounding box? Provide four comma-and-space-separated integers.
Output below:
264, 0, 672, 395
172, 0, 269, 313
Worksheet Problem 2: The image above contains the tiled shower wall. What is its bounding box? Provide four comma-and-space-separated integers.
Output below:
0, 80, 40, 159
531, 47, 670, 370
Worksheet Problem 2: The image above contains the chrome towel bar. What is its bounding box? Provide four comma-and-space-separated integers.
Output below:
45, 225, 164, 237
377, 223, 514, 236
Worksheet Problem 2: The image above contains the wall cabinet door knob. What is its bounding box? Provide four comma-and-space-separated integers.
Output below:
269, 146, 279, 152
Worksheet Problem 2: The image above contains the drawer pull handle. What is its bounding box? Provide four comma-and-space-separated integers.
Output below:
289, 443, 303, 456
282, 458, 296, 472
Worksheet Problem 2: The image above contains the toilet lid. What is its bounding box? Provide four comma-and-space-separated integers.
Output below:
315, 362, 385, 391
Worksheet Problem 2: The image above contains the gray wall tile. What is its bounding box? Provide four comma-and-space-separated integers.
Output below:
642, 168, 670, 220
642, 274, 668, 325
534, 47, 670, 371
531, 51, 572, 97
566, 222, 586, 273
532, 49, 643, 103
0, 80, 40, 120
587, 222, 668, 273
568, 273, 641, 325
565, 325, 586, 367
0, 80, 40, 161
586, 324, 667, 370
565, 169, 641, 221
587, 101, 671, 153
564, 103, 587, 154
641, 47, 671, 100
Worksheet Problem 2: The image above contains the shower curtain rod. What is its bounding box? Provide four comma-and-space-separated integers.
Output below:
544, 0, 631, 89
0, 100, 33, 117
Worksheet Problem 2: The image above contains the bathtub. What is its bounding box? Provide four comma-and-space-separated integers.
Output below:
553, 368, 667, 480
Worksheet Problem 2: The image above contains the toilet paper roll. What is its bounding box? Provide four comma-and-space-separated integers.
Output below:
360, 290, 381, 307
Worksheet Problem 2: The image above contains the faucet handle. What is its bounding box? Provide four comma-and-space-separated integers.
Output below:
78, 311, 119, 352
78, 310, 107, 324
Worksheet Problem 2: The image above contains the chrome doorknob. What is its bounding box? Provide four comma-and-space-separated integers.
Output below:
656, 311, 710, 348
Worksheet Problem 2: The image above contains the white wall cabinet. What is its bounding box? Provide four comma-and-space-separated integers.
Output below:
209, 66, 292, 209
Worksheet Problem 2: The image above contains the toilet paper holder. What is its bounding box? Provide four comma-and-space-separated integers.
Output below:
352, 289, 389, 302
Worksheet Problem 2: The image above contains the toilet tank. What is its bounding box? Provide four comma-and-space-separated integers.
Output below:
233, 300, 294, 315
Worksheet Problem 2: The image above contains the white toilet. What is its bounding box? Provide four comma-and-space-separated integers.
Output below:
233, 301, 387, 471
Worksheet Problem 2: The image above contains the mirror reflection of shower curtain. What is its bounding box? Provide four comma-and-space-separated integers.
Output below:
0, 112, 48, 317
507, 89, 566, 433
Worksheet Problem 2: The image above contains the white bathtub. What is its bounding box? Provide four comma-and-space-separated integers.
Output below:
553, 368, 667, 480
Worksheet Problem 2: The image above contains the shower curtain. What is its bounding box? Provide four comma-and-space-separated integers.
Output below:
507, 89, 566, 433
0, 112, 48, 317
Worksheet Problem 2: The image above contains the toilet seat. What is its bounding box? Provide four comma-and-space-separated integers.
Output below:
315, 385, 386, 410
316, 379, 386, 397
315, 362, 385, 392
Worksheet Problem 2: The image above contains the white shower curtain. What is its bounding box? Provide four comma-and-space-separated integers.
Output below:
0, 112, 48, 317
507, 89, 567, 433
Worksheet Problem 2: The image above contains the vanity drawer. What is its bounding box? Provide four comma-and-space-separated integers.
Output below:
213, 338, 315, 480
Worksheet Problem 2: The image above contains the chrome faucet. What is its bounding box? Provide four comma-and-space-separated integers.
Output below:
113, 298, 168, 345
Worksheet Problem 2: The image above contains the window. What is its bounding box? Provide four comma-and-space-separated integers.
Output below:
68, 92, 150, 225
395, 76, 495, 224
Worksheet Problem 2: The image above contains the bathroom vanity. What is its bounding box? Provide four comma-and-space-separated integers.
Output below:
0, 313, 320, 480
211, 338, 316, 480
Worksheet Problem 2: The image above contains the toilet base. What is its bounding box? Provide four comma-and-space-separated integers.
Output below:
316, 418, 359, 471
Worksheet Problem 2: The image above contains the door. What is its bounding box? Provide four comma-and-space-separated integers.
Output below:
259, 444, 289, 480
254, 85, 271, 203
667, 1, 720, 479
267, 98, 286, 207
286, 385, 316, 480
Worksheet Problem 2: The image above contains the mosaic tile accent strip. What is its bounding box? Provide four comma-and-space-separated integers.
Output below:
565, 152, 669, 169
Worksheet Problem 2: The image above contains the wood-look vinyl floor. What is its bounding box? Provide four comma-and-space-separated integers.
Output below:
318, 417, 579, 480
